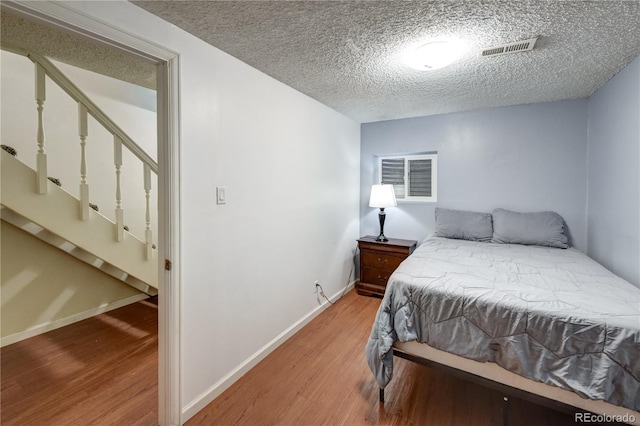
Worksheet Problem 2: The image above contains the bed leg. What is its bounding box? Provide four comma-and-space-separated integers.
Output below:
502, 396, 509, 426
379, 388, 385, 403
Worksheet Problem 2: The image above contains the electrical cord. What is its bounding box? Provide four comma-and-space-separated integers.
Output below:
315, 246, 358, 305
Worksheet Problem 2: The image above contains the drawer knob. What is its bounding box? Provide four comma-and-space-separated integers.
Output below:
377, 275, 387, 281
377, 257, 388, 263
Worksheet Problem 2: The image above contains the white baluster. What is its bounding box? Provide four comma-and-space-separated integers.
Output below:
79, 103, 90, 220
144, 163, 153, 260
114, 135, 124, 241
35, 63, 47, 194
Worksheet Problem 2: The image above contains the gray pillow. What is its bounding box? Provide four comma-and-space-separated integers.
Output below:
434, 208, 493, 242
492, 208, 568, 248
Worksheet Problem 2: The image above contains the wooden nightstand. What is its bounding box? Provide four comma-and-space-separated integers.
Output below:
356, 236, 417, 298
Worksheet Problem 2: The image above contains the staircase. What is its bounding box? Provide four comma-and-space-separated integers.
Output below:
1, 47, 158, 297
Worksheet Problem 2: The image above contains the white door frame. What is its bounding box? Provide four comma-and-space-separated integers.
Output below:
1, 2, 182, 425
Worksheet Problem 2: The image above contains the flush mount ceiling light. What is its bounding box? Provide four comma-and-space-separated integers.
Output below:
405, 41, 465, 71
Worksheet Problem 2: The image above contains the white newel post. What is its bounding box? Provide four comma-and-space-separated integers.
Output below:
35, 62, 48, 194
114, 135, 124, 241
78, 103, 90, 220
144, 163, 153, 260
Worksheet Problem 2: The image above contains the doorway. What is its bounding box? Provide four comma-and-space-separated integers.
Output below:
0, 2, 180, 425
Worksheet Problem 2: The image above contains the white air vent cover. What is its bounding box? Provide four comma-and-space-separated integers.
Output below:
481, 37, 539, 57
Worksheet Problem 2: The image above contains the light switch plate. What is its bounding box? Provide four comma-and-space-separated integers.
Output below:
216, 186, 226, 205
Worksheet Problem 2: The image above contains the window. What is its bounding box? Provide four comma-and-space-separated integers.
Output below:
377, 153, 437, 202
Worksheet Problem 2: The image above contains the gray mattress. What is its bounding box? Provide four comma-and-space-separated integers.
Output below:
365, 237, 640, 410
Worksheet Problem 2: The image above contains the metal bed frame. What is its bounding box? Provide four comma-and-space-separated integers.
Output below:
379, 346, 637, 426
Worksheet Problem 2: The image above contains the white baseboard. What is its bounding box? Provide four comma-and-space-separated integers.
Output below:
0, 293, 149, 348
181, 281, 356, 422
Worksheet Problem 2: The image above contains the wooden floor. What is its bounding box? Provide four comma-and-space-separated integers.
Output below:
187, 290, 576, 426
2, 290, 579, 425
1, 297, 158, 425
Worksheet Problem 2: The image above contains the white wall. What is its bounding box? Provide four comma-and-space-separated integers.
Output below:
1, 221, 144, 344
0, 50, 158, 244
60, 1, 361, 420
587, 55, 640, 287
361, 100, 589, 251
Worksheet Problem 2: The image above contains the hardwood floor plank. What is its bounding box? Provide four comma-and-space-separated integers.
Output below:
2, 290, 581, 425
187, 290, 577, 426
1, 298, 158, 426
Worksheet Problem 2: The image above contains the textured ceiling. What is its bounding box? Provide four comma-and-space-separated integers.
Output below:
3, 3, 639, 123
132, 0, 640, 123
0, 11, 156, 90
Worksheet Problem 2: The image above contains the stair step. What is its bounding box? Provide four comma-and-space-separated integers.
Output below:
0, 205, 157, 296
1, 150, 157, 291
1, 144, 17, 156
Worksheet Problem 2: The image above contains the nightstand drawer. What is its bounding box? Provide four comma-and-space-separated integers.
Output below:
356, 236, 417, 298
362, 266, 393, 286
361, 251, 405, 271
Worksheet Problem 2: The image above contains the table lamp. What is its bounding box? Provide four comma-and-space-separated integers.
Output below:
369, 184, 397, 242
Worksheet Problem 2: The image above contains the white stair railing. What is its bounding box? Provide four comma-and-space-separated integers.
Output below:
14, 46, 158, 261
78, 103, 90, 220
35, 62, 47, 194
114, 136, 124, 242
144, 163, 153, 260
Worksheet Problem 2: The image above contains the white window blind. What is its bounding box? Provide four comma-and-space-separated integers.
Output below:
380, 158, 405, 199
408, 158, 432, 197
378, 153, 437, 202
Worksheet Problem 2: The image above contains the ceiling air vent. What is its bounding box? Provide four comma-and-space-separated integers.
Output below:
481, 37, 539, 57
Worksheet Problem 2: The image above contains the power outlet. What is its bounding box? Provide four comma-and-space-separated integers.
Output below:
314, 280, 326, 298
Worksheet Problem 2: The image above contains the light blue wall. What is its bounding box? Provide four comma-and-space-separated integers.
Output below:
360, 99, 589, 251
587, 55, 640, 287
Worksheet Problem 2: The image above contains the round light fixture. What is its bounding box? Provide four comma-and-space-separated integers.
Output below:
405, 41, 465, 71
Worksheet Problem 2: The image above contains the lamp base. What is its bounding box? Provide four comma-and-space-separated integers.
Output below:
376, 208, 388, 242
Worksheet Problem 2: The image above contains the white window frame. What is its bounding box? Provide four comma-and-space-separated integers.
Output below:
377, 153, 438, 203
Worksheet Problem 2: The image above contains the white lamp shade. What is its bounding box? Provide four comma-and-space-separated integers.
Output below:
369, 184, 397, 208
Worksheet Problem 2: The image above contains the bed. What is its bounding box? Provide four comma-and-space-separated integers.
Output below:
365, 209, 640, 425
